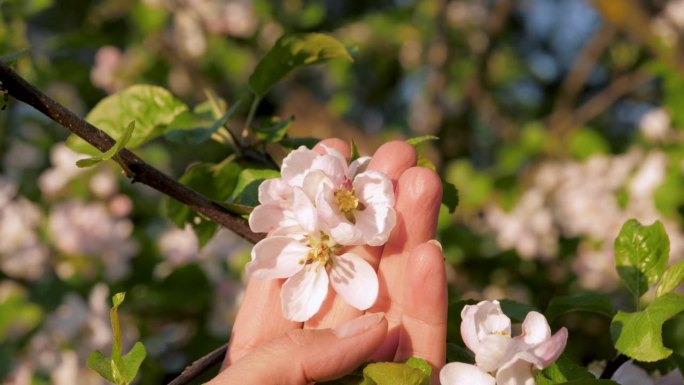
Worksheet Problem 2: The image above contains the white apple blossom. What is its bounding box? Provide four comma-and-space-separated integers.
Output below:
249, 145, 395, 246
247, 185, 378, 321
440, 300, 568, 385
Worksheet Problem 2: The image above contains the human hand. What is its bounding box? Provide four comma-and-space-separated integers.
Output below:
212, 139, 446, 384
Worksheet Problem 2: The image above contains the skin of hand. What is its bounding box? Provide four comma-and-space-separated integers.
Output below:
209, 138, 447, 385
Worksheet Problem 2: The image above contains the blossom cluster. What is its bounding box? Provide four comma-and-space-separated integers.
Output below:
246, 146, 396, 321
440, 300, 567, 385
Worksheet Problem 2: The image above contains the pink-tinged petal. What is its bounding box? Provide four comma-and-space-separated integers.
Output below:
439, 362, 495, 385
248, 203, 285, 234
302, 170, 333, 202
258, 178, 291, 204
354, 170, 395, 207
281, 267, 329, 322
311, 153, 348, 187
330, 253, 378, 310
329, 221, 364, 246
518, 311, 551, 346
349, 156, 371, 178
355, 204, 395, 246
475, 334, 516, 372
530, 327, 568, 369
281, 146, 319, 187
292, 188, 317, 235
496, 359, 535, 385
460, 300, 511, 355
246, 236, 309, 279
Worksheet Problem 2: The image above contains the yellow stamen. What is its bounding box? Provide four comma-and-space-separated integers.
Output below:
334, 188, 359, 223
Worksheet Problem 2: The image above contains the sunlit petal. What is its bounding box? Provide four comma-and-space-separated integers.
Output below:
330, 253, 378, 310
281, 267, 329, 322
496, 359, 535, 385
246, 236, 308, 280
439, 362, 495, 385
281, 146, 319, 187
475, 334, 516, 372
355, 204, 395, 246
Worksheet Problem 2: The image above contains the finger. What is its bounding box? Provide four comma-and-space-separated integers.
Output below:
213, 313, 388, 385
224, 279, 299, 366
370, 167, 442, 359
314, 138, 351, 160
305, 141, 416, 329
396, 241, 447, 384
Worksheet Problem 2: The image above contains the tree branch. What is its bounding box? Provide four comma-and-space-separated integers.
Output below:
167, 344, 227, 385
0, 61, 264, 245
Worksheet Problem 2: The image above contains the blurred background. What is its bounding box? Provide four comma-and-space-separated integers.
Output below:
2, 0, 684, 383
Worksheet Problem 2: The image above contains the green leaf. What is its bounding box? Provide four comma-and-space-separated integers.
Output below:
76, 121, 136, 168
68, 85, 188, 155
545, 293, 615, 323
110, 292, 126, 359
404, 357, 432, 379
0, 289, 43, 340
363, 362, 429, 385
533, 355, 596, 385
0, 48, 29, 63
122, 342, 146, 383
406, 135, 439, 146
657, 260, 684, 298
611, 292, 684, 362
446, 343, 474, 364
614, 219, 670, 299
568, 128, 609, 160
230, 168, 281, 206
442, 179, 459, 214
165, 100, 241, 145
249, 33, 353, 98
255, 115, 293, 143
350, 139, 361, 162
165, 159, 241, 246
500, 299, 538, 323
86, 351, 116, 383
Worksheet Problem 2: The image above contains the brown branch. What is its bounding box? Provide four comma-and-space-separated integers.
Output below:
167, 344, 227, 385
0, 61, 264, 244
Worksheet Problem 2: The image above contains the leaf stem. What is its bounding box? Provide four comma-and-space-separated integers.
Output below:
599, 353, 629, 379
242, 95, 260, 140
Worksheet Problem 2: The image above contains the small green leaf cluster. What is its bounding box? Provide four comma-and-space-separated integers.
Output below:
86, 292, 146, 385
321, 357, 432, 385
611, 219, 684, 365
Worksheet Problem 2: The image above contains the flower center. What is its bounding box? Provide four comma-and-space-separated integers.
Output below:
335, 188, 359, 213
300, 233, 341, 268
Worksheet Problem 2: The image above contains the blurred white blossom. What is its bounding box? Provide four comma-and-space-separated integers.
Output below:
639, 108, 671, 143
38, 143, 87, 197
49, 200, 138, 281
0, 177, 49, 280
484, 149, 684, 291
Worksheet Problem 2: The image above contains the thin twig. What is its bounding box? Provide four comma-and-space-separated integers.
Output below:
167, 344, 227, 385
599, 353, 629, 379
0, 61, 264, 245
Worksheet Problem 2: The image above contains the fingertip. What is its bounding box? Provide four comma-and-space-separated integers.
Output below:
314, 138, 351, 160
396, 167, 443, 206
368, 141, 417, 182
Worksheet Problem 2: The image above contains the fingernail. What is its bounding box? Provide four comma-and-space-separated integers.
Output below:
427, 239, 442, 251
333, 312, 384, 338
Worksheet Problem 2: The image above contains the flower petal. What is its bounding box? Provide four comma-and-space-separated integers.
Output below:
475, 334, 516, 372
530, 327, 568, 369
292, 187, 317, 235
281, 146, 319, 187
311, 153, 347, 187
518, 311, 551, 346
355, 204, 395, 246
496, 359, 535, 385
246, 236, 308, 279
258, 178, 291, 204
248, 203, 285, 234
354, 170, 395, 207
349, 156, 371, 178
611, 360, 655, 385
330, 253, 378, 310
460, 300, 511, 355
439, 362, 495, 385
281, 267, 329, 322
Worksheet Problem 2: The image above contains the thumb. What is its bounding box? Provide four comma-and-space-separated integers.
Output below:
210, 312, 388, 385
